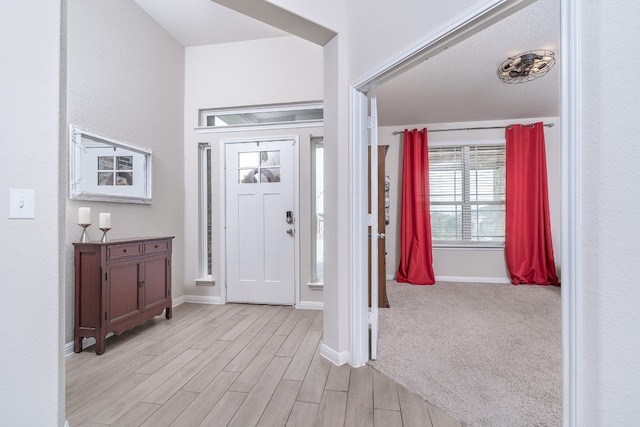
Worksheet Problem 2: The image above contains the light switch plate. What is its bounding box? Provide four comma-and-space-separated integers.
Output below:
9, 189, 35, 219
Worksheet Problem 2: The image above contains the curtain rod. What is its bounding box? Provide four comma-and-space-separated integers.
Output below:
391, 122, 554, 135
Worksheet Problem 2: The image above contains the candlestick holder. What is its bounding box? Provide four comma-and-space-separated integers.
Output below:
99, 227, 111, 243
78, 223, 91, 243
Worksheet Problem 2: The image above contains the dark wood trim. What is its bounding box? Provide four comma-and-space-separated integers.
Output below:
368, 146, 390, 308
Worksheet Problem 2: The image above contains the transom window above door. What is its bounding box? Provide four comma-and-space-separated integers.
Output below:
199, 102, 323, 129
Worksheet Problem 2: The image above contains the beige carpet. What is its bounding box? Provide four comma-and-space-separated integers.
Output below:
369, 280, 561, 427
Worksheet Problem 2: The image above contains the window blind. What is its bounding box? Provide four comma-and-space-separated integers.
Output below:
429, 144, 505, 243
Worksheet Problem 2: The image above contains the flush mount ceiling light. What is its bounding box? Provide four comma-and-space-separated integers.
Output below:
497, 49, 556, 84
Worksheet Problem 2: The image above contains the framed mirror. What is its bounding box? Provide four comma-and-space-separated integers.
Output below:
69, 124, 152, 204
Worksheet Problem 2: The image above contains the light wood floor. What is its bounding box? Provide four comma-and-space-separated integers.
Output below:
66, 303, 463, 427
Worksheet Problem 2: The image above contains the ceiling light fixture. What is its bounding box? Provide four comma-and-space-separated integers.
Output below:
497, 49, 556, 84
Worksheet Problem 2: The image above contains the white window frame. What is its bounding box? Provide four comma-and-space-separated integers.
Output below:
310, 136, 324, 287
429, 139, 506, 249
198, 101, 323, 131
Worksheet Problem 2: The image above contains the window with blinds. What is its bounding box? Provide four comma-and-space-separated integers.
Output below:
429, 144, 505, 245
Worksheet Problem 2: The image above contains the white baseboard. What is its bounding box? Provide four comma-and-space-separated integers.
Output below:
319, 343, 350, 366
172, 295, 185, 307
382, 274, 509, 283
297, 300, 323, 310
435, 275, 511, 284
183, 295, 225, 304
65, 333, 118, 357
64, 336, 96, 357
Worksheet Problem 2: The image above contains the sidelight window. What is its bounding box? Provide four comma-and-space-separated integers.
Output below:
199, 143, 213, 279
311, 137, 324, 282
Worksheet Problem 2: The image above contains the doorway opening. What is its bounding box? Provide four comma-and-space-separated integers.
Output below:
349, 0, 581, 425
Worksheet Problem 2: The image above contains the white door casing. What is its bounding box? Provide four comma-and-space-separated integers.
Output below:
225, 139, 296, 305
369, 95, 379, 360
348, 5, 581, 427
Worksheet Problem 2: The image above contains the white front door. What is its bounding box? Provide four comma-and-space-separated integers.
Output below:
225, 139, 296, 305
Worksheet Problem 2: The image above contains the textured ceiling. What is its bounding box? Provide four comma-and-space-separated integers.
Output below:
372, 0, 560, 126
133, 0, 560, 127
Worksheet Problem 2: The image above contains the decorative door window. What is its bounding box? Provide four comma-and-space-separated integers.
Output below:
238, 150, 281, 183
97, 155, 134, 186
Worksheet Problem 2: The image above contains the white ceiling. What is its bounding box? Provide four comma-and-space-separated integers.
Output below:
133, 0, 560, 127
133, 0, 287, 46
373, 0, 560, 126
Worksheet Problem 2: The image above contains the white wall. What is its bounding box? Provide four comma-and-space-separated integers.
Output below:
323, 0, 504, 362
184, 36, 322, 116
581, 1, 640, 424
323, 33, 362, 359
65, 0, 185, 343
380, 117, 561, 282
0, 1, 63, 425
183, 36, 323, 305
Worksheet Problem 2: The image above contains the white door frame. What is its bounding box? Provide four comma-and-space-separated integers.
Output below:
220, 135, 301, 307
348, 0, 582, 425
369, 95, 379, 360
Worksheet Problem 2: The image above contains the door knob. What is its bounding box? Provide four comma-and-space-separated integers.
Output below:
286, 228, 294, 236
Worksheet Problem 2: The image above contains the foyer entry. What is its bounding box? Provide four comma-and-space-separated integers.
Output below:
225, 139, 296, 305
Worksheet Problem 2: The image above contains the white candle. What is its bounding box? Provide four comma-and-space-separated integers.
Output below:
78, 207, 91, 225
99, 212, 111, 229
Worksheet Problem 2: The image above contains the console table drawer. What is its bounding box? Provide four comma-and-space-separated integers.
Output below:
144, 240, 169, 254
107, 243, 142, 260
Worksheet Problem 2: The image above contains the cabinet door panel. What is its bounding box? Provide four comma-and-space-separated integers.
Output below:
108, 261, 142, 324
143, 256, 169, 311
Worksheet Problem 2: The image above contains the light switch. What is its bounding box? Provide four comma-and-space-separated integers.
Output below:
9, 189, 35, 219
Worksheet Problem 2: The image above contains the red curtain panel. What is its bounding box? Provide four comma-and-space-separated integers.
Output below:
505, 123, 559, 285
396, 128, 436, 285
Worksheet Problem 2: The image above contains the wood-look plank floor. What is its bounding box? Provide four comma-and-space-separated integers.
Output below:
66, 303, 463, 427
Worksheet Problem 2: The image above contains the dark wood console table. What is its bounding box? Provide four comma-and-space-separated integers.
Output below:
73, 236, 174, 355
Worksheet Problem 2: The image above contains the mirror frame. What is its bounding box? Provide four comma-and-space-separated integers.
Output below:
69, 124, 153, 204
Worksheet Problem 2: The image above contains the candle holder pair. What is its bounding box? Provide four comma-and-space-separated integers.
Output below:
78, 223, 111, 243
